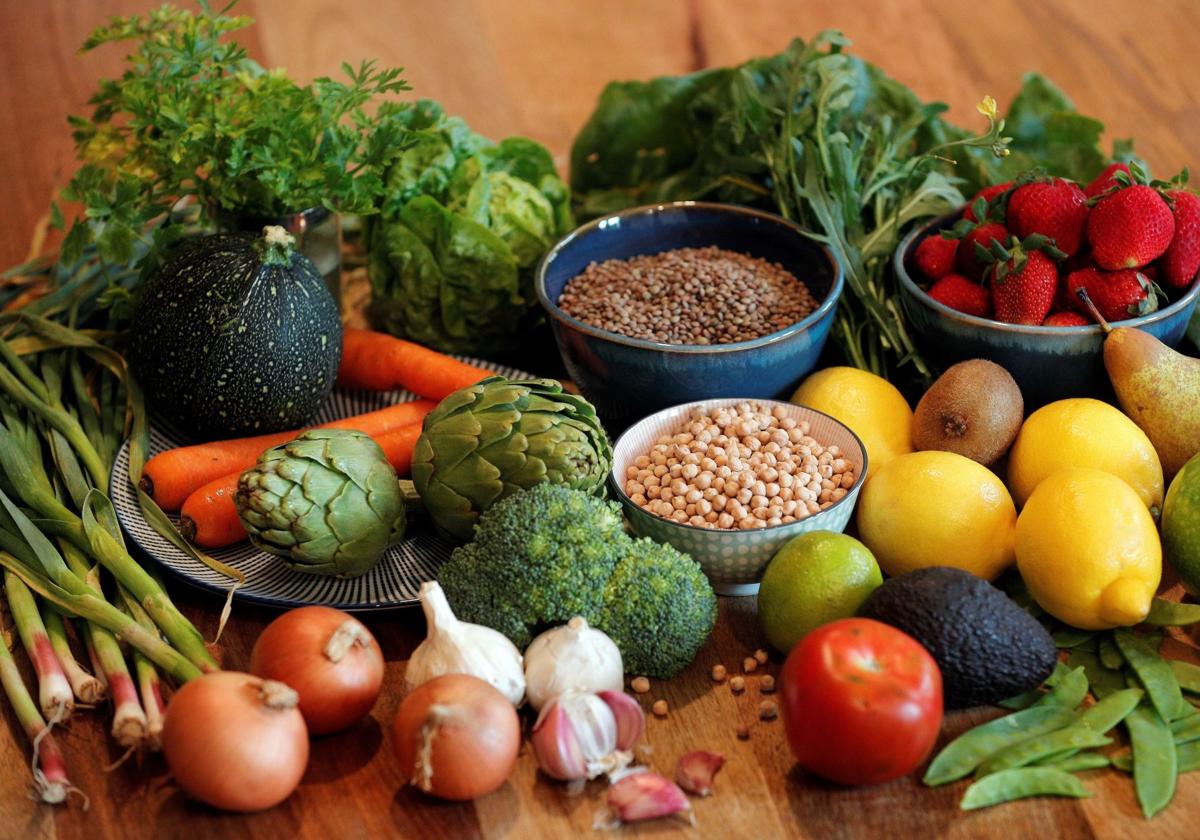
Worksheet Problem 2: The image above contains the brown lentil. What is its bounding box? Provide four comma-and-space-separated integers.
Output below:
759, 700, 779, 721
557, 246, 818, 345
625, 402, 857, 530
730, 676, 746, 694
711, 664, 728, 683
760, 675, 776, 694
631, 676, 651, 694
652, 699, 669, 718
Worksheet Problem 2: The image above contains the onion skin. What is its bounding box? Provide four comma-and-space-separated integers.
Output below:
392, 673, 519, 801
162, 671, 309, 812
249, 606, 385, 735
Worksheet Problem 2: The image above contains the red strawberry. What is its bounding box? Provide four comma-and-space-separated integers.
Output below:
1160, 189, 1200, 288
1042, 311, 1090, 327
963, 182, 1013, 222
913, 234, 958, 281
1066, 267, 1159, 322
1083, 162, 1132, 199
992, 251, 1059, 325
955, 222, 1010, 280
1007, 178, 1089, 256
927, 273, 991, 318
1086, 185, 1175, 269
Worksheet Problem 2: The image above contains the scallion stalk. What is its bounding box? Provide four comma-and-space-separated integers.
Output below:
3, 570, 73, 722
87, 615, 146, 749
40, 605, 105, 705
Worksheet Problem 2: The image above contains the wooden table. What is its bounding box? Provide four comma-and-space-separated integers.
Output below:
3, 2, 1200, 838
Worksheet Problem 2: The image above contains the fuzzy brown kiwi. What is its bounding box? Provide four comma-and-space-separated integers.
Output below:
912, 359, 1023, 466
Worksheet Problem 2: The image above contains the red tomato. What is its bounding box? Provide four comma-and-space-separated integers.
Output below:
780, 617, 943, 786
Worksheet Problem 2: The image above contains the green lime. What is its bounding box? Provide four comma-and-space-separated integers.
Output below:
757, 530, 882, 654
1163, 454, 1200, 596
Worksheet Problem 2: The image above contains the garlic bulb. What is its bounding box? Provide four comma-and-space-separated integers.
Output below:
530, 689, 644, 782
523, 616, 624, 711
405, 581, 526, 706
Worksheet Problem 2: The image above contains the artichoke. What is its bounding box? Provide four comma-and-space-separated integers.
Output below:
235, 429, 406, 578
412, 377, 612, 541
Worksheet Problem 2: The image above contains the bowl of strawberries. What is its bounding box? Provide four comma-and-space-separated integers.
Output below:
895, 163, 1200, 407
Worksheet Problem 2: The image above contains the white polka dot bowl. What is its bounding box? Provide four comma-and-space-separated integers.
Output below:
610, 398, 868, 596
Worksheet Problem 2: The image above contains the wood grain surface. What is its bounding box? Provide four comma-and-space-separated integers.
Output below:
2, 2, 1200, 839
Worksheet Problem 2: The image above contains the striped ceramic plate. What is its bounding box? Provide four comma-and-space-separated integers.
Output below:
109, 359, 528, 612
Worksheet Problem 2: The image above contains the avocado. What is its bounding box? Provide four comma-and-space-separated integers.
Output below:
858, 566, 1058, 710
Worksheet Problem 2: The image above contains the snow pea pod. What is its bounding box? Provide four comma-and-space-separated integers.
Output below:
1077, 688, 1143, 733
1144, 598, 1200, 626
1043, 752, 1112, 773
998, 688, 1043, 711
976, 726, 1112, 776
1170, 712, 1200, 744
1126, 703, 1177, 819
923, 705, 1076, 786
1114, 630, 1187, 722
1179, 740, 1200, 773
1097, 634, 1123, 670
1067, 648, 1124, 700
1032, 665, 1088, 709
1052, 627, 1095, 649
1172, 660, 1200, 695
959, 767, 1092, 810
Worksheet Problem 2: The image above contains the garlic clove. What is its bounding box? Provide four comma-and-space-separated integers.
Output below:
605, 771, 692, 824
596, 690, 644, 752
675, 750, 725, 796
530, 696, 588, 781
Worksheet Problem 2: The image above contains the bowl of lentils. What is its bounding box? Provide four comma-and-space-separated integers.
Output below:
536, 202, 843, 428
611, 398, 867, 595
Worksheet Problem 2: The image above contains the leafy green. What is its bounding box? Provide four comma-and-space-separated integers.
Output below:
367, 102, 572, 356
58, 1, 413, 265
570, 33, 1133, 385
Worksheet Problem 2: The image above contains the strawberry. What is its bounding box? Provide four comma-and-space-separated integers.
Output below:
1006, 178, 1089, 256
1086, 185, 1175, 269
912, 234, 958, 281
1083, 162, 1132, 199
927, 273, 991, 318
1160, 189, 1200, 288
1042, 311, 1090, 327
954, 222, 1010, 281
1066, 267, 1159, 322
991, 250, 1059, 325
963, 182, 1013, 222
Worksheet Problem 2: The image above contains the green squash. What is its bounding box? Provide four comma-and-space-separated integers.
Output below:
129, 226, 342, 440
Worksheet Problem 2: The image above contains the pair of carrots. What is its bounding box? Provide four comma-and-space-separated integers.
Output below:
144, 328, 492, 549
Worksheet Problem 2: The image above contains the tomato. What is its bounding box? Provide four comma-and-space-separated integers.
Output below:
779, 617, 942, 786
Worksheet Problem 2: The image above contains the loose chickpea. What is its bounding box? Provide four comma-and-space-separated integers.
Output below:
730, 676, 746, 693
653, 700, 669, 718
711, 664, 727, 682
631, 676, 650, 694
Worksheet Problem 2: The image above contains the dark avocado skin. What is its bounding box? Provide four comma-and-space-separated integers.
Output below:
129, 233, 342, 441
858, 566, 1058, 710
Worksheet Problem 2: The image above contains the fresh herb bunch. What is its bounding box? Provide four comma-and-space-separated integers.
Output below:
58, 1, 412, 266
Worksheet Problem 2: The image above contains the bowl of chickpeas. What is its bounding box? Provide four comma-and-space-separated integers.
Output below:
611, 398, 867, 595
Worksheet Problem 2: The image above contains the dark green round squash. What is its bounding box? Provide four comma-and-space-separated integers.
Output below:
129, 226, 342, 440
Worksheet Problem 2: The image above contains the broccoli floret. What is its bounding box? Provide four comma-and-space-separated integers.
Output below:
595, 538, 718, 679
437, 483, 625, 647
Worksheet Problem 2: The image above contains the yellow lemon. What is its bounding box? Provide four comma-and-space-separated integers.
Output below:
791, 366, 913, 472
855, 450, 1016, 580
1015, 467, 1161, 629
1007, 398, 1163, 512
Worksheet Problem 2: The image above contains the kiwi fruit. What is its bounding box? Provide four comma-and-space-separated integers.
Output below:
913, 359, 1023, 466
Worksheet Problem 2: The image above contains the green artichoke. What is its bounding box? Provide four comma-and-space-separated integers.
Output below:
235, 429, 406, 578
412, 377, 613, 541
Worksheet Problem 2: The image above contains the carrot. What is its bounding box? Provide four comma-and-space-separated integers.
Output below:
144, 398, 436, 510
337, 327, 492, 400
178, 421, 426, 550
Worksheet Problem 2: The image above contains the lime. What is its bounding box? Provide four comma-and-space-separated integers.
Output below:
1163, 453, 1200, 596
757, 531, 883, 654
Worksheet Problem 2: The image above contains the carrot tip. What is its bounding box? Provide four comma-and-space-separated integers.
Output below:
178, 516, 197, 542
138, 475, 154, 497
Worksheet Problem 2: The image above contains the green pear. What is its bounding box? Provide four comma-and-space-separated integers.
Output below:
1102, 325, 1200, 480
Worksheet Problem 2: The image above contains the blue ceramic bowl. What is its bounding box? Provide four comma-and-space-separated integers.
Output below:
896, 215, 1200, 408
535, 202, 844, 428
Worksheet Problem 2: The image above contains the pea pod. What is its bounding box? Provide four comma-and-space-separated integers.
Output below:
976, 726, 1112, 776
1043, 752, 1113, 773
1097, 634, 1123, 670
998, 688, 1044, 711
1171, 660, 1200, 695
1144, 598, 1200, 626
959, 767, 1092, 810
1052, 626, 1095, 649
1076, 688, 1143, 733
923, 706, 1076, 786
1126, 703, 1177, 819
1111, 750, 1133, 773
1170, 712, 1200, 744
1114, 631, 1187, 722
1179, 740, 1200, 773
1067, 648, 1125, 700
1032, 666, 1088, 710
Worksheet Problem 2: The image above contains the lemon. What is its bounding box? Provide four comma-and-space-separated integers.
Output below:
1007, 398, 1163, 512
791, 366, 913, 472
757, 531, 882, 653
1015, 467, 1161, 629
1162, 453, 1200, 596
855, 450, 1016, 580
